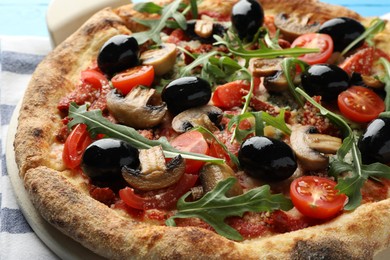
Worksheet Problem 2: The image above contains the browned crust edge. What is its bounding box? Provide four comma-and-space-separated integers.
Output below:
14, 0, 390, 259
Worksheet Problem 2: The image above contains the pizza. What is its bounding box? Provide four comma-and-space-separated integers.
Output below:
13, 0, 390, 258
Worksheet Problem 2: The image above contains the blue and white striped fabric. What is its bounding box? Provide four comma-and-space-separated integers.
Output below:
0, 36, 58, 259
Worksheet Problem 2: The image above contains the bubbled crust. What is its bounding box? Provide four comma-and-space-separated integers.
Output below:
14, 0, 390, 259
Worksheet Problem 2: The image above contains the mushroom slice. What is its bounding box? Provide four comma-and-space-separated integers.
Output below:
140, 43, 177, 76
199, 163, 243, 197
106, 86, 167, 129
172, 105, 223, 133
195, 20, 214, 38
122, 145, 185, 191
264, 70, 301, 93
249, 58, 283, 77
274, 13, 321, 41
290, 125, 342, 171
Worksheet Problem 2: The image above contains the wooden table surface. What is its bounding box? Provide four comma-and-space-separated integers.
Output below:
0, 1, 389, 36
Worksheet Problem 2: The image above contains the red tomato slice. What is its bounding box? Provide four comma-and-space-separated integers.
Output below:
290, 176, 347, 219
337, 86, 385, 123
80, 69, 109, 90
62, 124, 92, 169
111, 65, 154, 95
339, 47, 375, 75
171, 131, 210, 174
119, 173, 198, 210
211, 80, 250, 109
291, 33, 333, 65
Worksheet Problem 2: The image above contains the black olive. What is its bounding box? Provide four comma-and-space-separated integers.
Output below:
301, 64, 349, 101
231, 0, 264, 40
238, 136, 297, 182
185, 20, 227, 44
358, 117, 390, 164
81, 138, 140, 182
161, 76, 212, 114
318, 17, 365, 52
97, 35, 139, 77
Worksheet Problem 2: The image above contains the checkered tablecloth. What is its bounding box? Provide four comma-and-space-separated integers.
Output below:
0, 35, 58, 259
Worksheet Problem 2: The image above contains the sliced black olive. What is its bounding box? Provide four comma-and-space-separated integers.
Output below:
97, 35, 139, 77
358, 117, 390, 164
231, 0, 264, 40
238, 136, 297, 182
301, 64, 349, 101
161, 76, 212, 114
318, 17, 365, 52
81, 138, 140, 182
185, 20, 227, 44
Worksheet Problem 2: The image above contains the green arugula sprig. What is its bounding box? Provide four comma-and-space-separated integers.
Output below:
295, 88, 390, 210
282, 58, 310, 107
213, 33, 319, 64
67, 103, 223, 163
132, 0, 186, 44
340, 18, 386, 56
379, 57, 390, 112
166, 177, 293, 241
227, 109, 291, 143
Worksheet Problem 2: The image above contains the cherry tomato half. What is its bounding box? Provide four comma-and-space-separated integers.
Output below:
80, 69, 109, 90
290, 176, 347, 219
119, 173, 198, 210
62, 124, 92, 169
211, 80, 250, 109
291, 33, 334, 65
338, 86, 385, 123
111, 65, 154, 95
170, 131, 210, 174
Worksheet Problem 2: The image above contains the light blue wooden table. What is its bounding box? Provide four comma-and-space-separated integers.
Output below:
0, 0, 389, 36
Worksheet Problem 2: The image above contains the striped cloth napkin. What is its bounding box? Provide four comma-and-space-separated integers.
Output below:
0, 35, 58, 260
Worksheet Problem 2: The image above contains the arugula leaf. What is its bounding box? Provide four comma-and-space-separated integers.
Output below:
180, 51, 220, 77
261, 109, 291, 135
189, 0, 198, 19
296, 88, 390, 209
341, 18, 386, 56
133, 2, 163, 14
67, 103, 223, 163
166, 177, 293, 241
214, 34, 319, 62
132, 0, 184, 44
281, 58, 310, 107
227, 112, 255, 143
378, 57, 390, 112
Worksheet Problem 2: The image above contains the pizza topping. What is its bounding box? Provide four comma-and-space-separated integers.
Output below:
291, 33, 334, 65
264, 70, 300, 93
249, 58, 283, 77
274, 13, 321, 42
140, 43, 177, 76
97, 35, 140, 77
290, 176, 347, 219
171, 105, 222, 133
111, 65, 155, 95
62, 124, 92, 169
199, 163, 243, 197
231, 0, 264, 40
358, 117, 390, 164
238, 136, 297, 182
290, 125, 340, 171
161, 76, 212, 114
185, 19, 227, 43
122, 145, 186, 191
301, 64, 350, 101
81, 138, 140, 183
337, 86, 385, 123
318, 17, 365, 53
166, 177, 293, 241
106, 86, 167, 129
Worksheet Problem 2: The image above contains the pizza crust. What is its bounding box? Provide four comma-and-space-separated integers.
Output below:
14, 0, 390, 259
